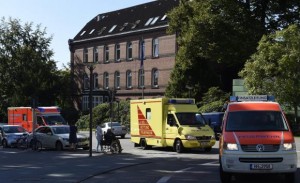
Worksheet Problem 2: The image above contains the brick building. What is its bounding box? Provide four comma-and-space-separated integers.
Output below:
69, 0, 179, 111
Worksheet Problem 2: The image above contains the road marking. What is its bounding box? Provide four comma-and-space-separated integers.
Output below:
201, 161, 219, 166
156, 167, 192, 183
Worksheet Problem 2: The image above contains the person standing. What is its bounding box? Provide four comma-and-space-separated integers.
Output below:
69, 123, 78, 150
96, 124, 103, 152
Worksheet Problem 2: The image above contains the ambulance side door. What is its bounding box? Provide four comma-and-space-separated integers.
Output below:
165, 113, 178, 146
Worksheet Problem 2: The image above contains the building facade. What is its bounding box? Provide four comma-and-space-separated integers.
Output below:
69, 0, 179, 111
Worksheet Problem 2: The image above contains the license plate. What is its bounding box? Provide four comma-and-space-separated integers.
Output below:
250, 164, 273, 170
200, 141, 210, 146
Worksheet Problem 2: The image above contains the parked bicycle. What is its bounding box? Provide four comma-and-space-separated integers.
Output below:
16, 133, 42, 152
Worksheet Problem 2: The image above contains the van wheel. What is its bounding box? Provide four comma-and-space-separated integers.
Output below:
174, 139, 184, 153
56, 141, 63, 151
285, 173, 295, 183
220, 162, 231, 183
140, 139, 150, 150
204, 147, 212, 152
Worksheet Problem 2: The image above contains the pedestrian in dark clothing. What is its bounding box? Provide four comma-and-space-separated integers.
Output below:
69, 123, 78, 150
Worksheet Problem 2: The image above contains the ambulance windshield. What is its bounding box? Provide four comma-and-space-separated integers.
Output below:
43, 115, 67, 125
176, 112, 206, 126
226, 111, 289, 131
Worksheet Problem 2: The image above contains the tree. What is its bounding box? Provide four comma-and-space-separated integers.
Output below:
198, 87, 230, 113
0, 17, 62, 120
239, 24, 300, 124
165, 0, 262, 99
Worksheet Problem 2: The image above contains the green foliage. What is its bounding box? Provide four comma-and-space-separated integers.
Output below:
165, 0, 262, 99
76, 100, 130, 130
198, 87, 230, 113
239, 24, 300, 123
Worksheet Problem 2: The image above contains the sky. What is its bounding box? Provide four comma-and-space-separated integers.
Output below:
0, 0, 155, 69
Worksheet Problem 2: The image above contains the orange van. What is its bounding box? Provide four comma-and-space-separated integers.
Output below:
219, 95, 297, 183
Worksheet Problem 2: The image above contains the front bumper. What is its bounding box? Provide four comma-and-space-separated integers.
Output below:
182, 139, 216, 149
221, 151, 297, 173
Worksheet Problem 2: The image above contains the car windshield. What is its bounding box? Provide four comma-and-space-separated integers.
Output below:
3, 126, 26, 133
51, 126, 70, 134
226, 111, 289, 131
176, 113, 206, 126
108, 122, 121, 127
43, 115, 67, 125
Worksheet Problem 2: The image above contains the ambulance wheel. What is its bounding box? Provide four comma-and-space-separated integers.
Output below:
285, 173, 295, 183
174, 139, 184, 153
220, 162, 231, 183
140, 139, 150, 150
204, 147, 212, 152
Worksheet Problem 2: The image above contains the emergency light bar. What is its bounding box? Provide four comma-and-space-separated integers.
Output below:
230, 95, 275, 102
37, 107, 61, 113
168, 99, 195, 104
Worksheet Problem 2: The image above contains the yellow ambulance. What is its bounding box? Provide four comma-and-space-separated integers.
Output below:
130, 98, 216, 153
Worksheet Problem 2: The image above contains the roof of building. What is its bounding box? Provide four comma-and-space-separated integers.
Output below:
72, 0, 179, 43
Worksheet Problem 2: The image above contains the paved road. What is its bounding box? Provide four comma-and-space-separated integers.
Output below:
0, 134, 299, 183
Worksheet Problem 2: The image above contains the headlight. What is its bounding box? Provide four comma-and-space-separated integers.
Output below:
62, 138, 69, 142
185, 135, 197, 140
282, 143, 296, 151
224, 143, 239, 151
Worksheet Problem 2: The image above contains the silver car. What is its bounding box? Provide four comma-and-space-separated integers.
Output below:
1, 125, 29, 147
28, 125, 89, 150
101, 122, 127, 138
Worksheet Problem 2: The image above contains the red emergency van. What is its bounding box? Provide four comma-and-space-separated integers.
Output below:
219, 95, 297, 183
8, 107, 67, 132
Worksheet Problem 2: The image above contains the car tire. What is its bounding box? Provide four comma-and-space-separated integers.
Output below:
2, 139, 8, 148
56, 141, 63, 151
220, 162, 231, 183
121, 135, 125, 139
174, 139, 184, 153
83, 146, 89, 150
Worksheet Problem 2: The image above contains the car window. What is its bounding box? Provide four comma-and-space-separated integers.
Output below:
112, 122, 121, 127
225, 111, 289, 131
3, 126, 26, 133
52, 127, 69, 134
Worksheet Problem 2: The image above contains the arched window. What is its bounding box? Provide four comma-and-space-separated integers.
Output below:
93, 73, 98, 89
114, 71, 120, 89
104, 45, 109, 63
83, 48, 88, 63
103, 72, 109, 89
126, 70, 132, 88
115, 43, 121, 62
83, 74, 89, 90
93, 47, 98, 62
138, 69, 145, 88
152, 68, 159, 87
127, 42, 133, 61
152, 38, 159, 58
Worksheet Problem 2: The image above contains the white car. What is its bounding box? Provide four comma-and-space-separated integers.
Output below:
101, 122, 127, 138
28, 125, 89, 150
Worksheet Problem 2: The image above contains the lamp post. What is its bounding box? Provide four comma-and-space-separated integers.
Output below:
85, 63, 95, 157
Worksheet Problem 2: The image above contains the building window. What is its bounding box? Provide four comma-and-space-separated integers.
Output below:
83, 74, 89, 90
82, 96, 89, 111
104, 45, 109, 63
152, 38, 159, 58
138, 69, 145, 88
127, 42, 133, 61
126, 70, 132, 88
139, 40, 145, 61
93, 73, 98, 89
115, 43, 121, 62
114, 71, 120, 89
83, 48, 88, 63
93, 47, 98, 62
103, 72, 109, 89
93, 96, 103, 108
152, 68, 159, 87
